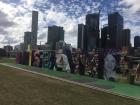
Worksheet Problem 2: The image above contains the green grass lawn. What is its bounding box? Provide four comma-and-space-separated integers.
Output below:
0, 57, 15, 63
0, 64, 140, 105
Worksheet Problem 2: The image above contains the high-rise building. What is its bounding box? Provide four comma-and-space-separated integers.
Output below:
122, 29, 131, 47
14, 45, 21, 52
134, 36, 140, 48
47, 26, 64, 49
108, 12, 123, 48
101, 25, 110, 48
85, 13, 100, 51
3, 45, 13, 57
20, 43, 25, 51
77, 24, 85, 49
4, 45, 13, 52
31, 11, 38, 49
24, 32, 32, 50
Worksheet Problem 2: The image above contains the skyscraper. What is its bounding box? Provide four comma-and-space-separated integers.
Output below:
31, 11, 38, 49
122, 29, 131, 47
108, 12, 123, 48
77, 24, 85, 49
85, 13, 100, 51
134, 36, 140, 48
101, 25, 109, 48
47, 26, 64, 49
4, 45, 13, 52
24, 32, 32, 50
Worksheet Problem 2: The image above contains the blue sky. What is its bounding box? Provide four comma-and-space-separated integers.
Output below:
0, 0, 140, 48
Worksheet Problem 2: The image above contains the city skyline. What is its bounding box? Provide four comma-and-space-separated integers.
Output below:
0, 0, 140, 48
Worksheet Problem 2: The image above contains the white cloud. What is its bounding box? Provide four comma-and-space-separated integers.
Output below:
120, 0, 140, 13
0, 1, 18, 18
0, 0, 140, 48
0, 1, 32, 46
37, 28, 48, 44
47, 11, 67, 25
46, 10, 79, 46
118, 0, 140, 46
0, 0, 103, 48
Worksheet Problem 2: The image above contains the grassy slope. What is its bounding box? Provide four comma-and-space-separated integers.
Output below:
0, 64, 140, 105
